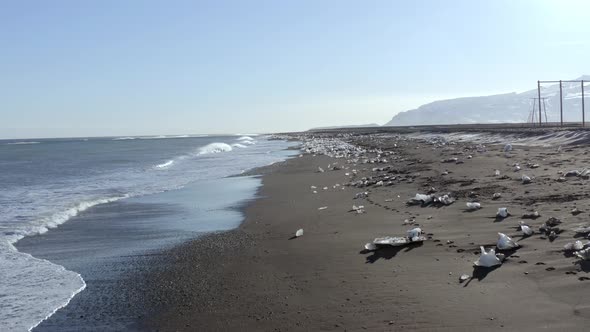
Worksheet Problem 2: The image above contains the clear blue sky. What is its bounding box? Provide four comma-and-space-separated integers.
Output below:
1, 0, 589, 138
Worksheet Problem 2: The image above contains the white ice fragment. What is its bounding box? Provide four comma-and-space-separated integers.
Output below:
412, 193, 433, 204
519, 221, 533, 236
318, 166, 325, 173
497, 232, 519, 250
497, 208, 509, 218
406, 227, 422, 241
521, 175, 532, 184
492, 192, 502, 199
318, 206, 328, 210
504, 144, 513, 152
494, 169, 501, 176
364, 243, 377, 251
475, 246, 502, 267
466, 202, 481, 210
310, 185, 317, 189
574, 248, 590, 260
295, 229, 304, 237
436, 194, 455, 205
564, 240, 584, 251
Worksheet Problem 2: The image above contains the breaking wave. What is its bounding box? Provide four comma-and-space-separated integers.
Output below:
197, 142, 233, 155
155, 160, 175, 169
6, 141, 41, 145
232, 143, 248, 148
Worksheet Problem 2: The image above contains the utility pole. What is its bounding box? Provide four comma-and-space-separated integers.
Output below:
582, 80, 586, 128
537, 80, 542, 126
559, 80, 563, 126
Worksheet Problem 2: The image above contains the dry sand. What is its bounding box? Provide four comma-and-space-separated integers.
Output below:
143, 131, 590, 331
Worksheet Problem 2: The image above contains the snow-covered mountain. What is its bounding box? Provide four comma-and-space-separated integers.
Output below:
385, 76, 590, 126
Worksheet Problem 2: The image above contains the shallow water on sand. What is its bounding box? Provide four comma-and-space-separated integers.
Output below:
17, 176, 263, 331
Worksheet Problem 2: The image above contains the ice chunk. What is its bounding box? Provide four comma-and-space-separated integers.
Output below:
435, 194, 455, 205
521, 175, 532, 184
406, 227, 422, 241
574, 248, 590, 260
295, 229, 304, 237
519, 221, 533, 236
474, 246, 502, 267
497, 208, 509, 218
466, 202, 481, 210
564, 240, 584, 251
497, 232, 519, 250
364, 242, 377, 251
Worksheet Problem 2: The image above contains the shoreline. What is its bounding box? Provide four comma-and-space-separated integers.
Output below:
141, 132, 590, 331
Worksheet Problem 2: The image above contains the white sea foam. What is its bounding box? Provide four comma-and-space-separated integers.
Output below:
232, 143, 248, 148
155, 160, 175, 169
0, 247, 86, 332
6, 141, 41, 145
112, 137, 136, 140
237, 136, 255, 141
1, 195, 128, 331
197, 142, 233, 155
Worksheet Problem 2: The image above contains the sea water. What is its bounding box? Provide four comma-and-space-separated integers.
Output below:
0, 134, 296, 331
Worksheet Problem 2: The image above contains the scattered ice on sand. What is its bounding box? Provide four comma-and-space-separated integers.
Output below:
352, 205, 365, 214
354, 192, 369, 199
521, 175, 532, 184
475, 246, 502, 267
497, 232, 519, 250
522, 211, 540, 219
459, 274, 470, 282
435, 194, 455, 205
564, 240, 585, 251
295, 229, 304, 237
411, 193, 434, 205
466, 202, 481, 210
574, 248, 590, 260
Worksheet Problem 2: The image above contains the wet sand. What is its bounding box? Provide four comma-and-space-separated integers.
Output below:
143, 132, 590, 331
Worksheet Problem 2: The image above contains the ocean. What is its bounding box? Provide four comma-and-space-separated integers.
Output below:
0, 134, 296, 331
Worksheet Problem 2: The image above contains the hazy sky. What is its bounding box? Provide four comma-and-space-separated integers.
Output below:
2, 0, 590, 138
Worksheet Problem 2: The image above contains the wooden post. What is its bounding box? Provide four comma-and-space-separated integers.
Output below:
537, 81, 542, 126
